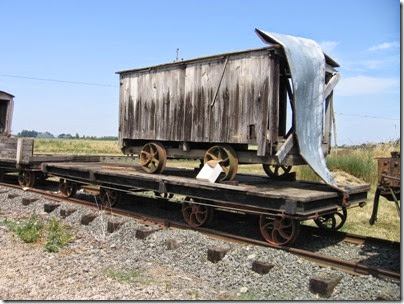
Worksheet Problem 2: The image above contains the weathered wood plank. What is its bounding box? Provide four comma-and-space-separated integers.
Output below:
0, 143, 33, 150
29, 155, 100, 162
278, 75, 288, 137
269, 55, 280, 152
323, 72, 340, 99
275, 133, 294, 164
16, 138, 24, 163
0, 138, 33, 162
0, 142, 17, 149
323, 73, 334, 151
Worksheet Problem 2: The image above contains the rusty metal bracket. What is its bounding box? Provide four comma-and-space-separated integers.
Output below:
341, 193, 350, 207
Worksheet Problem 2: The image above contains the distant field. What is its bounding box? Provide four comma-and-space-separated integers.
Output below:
34, 139, 400, 241
34, 138, 122, 155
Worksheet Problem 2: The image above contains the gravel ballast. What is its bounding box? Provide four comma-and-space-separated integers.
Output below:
0, 185, 400, 300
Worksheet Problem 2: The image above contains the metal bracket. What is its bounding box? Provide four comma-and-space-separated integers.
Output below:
341, 193, 350, 207
210, 56, 229, 108
159, 181, 167, 194
283, 199, 297, 214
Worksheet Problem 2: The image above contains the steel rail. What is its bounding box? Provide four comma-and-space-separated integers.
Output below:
182, 225, 400, 281
0, 181, 400, 281
302, 225, 400, 250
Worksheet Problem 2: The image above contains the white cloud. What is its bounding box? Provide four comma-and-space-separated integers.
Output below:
358, 59, 387, 70
368, 41, 399, 52
335, 75, 399, 96
319, 41, 339, 54
342, 55, 400, 73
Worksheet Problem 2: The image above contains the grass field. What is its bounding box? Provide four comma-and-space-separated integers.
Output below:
34, 138, 400, 241
34, 139, 121, 155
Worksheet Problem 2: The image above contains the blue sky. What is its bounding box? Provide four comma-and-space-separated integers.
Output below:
0, 0, 400, 145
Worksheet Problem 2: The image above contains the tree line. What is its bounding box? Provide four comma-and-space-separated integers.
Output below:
16, 130, 117, 140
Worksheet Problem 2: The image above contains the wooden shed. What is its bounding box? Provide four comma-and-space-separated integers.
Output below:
118, 47, 278, 152
0, 90, 14, 137
116, 30, 341, 185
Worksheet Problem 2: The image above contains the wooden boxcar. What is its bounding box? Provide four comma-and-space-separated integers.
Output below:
0, 90, 100, 187
117, 30, 340, 183
0, 90, 14, 137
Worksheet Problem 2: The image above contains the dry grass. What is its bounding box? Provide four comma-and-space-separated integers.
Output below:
341, 188, 400, 241
34, 139, 121, 155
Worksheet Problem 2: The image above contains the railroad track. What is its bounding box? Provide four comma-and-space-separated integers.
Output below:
302, 225, 399, 250
0, 180, 400, 282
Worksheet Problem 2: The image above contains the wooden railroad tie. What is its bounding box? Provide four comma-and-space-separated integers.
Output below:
21, 198, 38, 206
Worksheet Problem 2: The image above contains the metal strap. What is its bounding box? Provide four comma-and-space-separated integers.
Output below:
210, 56, 229, 108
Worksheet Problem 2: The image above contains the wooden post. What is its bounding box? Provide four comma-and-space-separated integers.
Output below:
278, 75, 287, 137
16, 138, 24, 164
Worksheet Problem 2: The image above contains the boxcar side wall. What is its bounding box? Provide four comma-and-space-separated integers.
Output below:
118, 49, 278, 156
0, 91, 14, 137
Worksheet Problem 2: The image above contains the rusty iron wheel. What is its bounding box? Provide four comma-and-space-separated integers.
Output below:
182, 197, 214, 227
314, 208, 347, 231
259, 215, 300, 246
59, 178, 78, 198
204, 145, 238, 181
99, 187, 122, 207
18, 170, 36, 188
262, 164, 292, 178
140, 142, 167, 174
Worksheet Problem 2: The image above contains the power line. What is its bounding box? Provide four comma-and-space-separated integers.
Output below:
335, 112, 399, 121
0, 73, 400, 122
0, 74, 118, 88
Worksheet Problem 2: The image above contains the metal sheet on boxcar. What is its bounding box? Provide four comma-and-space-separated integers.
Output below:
255, 29, 339, 190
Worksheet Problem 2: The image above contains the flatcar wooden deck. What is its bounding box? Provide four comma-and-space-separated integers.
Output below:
41, 160, 370, 219
0, 155, 101, 170
0, 137, 100, 171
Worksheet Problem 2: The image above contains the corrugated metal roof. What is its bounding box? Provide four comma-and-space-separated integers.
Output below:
255, 28, 339, 68
255, 28, 340, 191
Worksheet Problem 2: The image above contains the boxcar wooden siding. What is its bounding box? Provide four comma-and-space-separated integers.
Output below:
119, 48, 279, 156
0, 91, 14, 137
